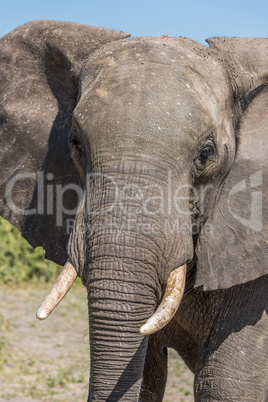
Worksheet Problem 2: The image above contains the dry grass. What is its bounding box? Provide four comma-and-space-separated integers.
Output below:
0, 285, 193, 401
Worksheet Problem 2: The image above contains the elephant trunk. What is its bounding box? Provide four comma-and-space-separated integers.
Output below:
87, 275, 155, 400
68, 158, 193, 400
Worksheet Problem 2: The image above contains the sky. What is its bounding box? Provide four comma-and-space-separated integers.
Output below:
1, 0, 267, 45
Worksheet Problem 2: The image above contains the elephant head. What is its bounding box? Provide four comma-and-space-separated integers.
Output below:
0, 21, 267, 400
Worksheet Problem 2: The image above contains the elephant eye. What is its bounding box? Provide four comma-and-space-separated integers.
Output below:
194, 145, 215, 172
198, 146, 214, 163
72, 136, 84, 154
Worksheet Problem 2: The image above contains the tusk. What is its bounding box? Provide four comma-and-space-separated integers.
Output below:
140, 264, 187, 335
36, 259, 77, 320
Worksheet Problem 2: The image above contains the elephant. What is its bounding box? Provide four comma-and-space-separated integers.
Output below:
0, 20, 267, 401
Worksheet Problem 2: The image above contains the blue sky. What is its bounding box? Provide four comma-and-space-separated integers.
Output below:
1, 0, 267, 45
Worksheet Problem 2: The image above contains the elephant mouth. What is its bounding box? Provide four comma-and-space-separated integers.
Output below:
36, 260, 187, 335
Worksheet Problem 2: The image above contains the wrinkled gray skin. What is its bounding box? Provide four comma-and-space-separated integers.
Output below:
0, 21, 267, 401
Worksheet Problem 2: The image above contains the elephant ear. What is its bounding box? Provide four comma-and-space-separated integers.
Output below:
195, 38, 268, 290
0, 20, 130, 265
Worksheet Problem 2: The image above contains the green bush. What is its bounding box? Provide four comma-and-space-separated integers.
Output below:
0, 217, 62, 285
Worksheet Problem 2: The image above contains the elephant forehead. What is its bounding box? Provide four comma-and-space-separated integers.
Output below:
80, 37, 228, 107
81, 36, 223, 81
75, 39, 229, 156
76, 72, 215, 152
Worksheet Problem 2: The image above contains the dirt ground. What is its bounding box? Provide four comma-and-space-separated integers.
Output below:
0, 284, 194, 401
